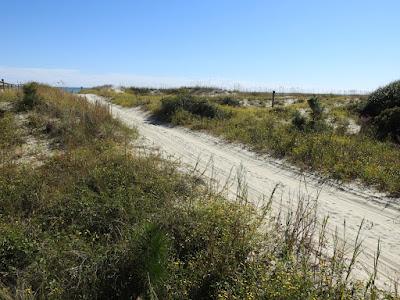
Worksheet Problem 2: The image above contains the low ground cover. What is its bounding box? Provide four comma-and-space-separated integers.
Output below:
0, 85, 396, 298
84, 86, 400, 195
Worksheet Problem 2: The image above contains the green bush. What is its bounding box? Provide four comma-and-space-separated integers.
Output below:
0, 166, 43, 217
21, 82, 40, 109
129, 224, 170, 296
90, 224, 170, 299
362, 80, 400, 117
0, 227, 37, 286
159, 94, 225, 120
292, 97, 330, 133
307, 96, 324, 121
373, 107, 400, 142
217, 96, 241, 107
128, 87, 152, 95
291, 111, 307, 131
161, 200, 258, 299
361, 80, 400, 142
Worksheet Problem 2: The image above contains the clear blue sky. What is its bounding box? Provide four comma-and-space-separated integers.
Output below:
1, 0, 399, 91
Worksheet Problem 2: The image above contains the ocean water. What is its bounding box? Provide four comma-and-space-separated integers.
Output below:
60, 87, 84, 94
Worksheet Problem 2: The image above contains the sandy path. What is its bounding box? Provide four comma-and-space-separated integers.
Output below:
84, 94, 399, 288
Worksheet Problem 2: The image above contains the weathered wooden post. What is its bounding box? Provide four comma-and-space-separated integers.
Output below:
272, 90, 276, 107
1, 79, 4, 90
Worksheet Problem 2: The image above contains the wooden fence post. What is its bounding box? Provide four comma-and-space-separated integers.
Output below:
1, 79, 4, 90
272, 90, 276, 107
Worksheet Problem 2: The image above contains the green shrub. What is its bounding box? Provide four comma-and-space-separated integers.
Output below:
159, 94, 225, 120
161, 200, 259, 299
292, 98, 330, 133
362, 80, 400, 117
0, 227, 37, 285
308, 96, 324, 121
129, 224, 170, 296
373, 107, 400, 142
128, 87, 152, 95
291, 111, 307, 131
361, 80, 400, 142
218, 96, 241, 107
90, 224, 170, 299
21, 82, 40, 109
0, 166, 43, 217
170, 109, 195, 125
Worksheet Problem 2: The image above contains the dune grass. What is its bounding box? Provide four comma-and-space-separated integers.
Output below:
84, 87, 400, 195
0, 90, 23, 162
2, 84, 394, 298
0, 89, 21, 103
199, 108, 400, 195
183, 104, 400, 195
0, 111, 22, 159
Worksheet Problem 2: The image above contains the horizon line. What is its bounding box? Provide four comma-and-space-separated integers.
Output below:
0, 65, 381, 95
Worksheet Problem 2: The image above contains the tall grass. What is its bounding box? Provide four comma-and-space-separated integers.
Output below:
0, 90, 23, 162
85, 88, 400, 195
0, 89, 21, 103
210, 110, 400, 195
25, 84, 135, 149
0, 149, 396, 299
1, 84, 392, 298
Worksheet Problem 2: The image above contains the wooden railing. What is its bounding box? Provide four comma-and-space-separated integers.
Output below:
0, 79, 22, 90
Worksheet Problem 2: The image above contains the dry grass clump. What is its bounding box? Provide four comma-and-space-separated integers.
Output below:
23, 84, 135, 149
0, 89, 21, 103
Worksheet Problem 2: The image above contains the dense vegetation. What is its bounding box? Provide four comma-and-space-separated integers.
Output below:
84, 86, 400, 195
0, 85, 395, 298
362, 80, 400, 117
158, 93, 227, 121
361, 80, 400, 143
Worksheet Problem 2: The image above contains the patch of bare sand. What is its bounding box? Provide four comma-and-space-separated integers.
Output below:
7, 112, 58, 166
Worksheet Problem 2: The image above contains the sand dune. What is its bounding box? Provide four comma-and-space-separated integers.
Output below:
83, 93, 400, 288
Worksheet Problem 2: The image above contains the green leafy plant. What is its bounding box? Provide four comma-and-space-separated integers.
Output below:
373, 107, 400, 142
361, 80, 400, 142
292, 111, 307, 131
292, 97, 329, 132
217, 96, 241, 107
362, 80, 400, 117
21, 82, 40, 109
0, 227, 37, 286
308, 96, 324, 121
159, 94, 225, 120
